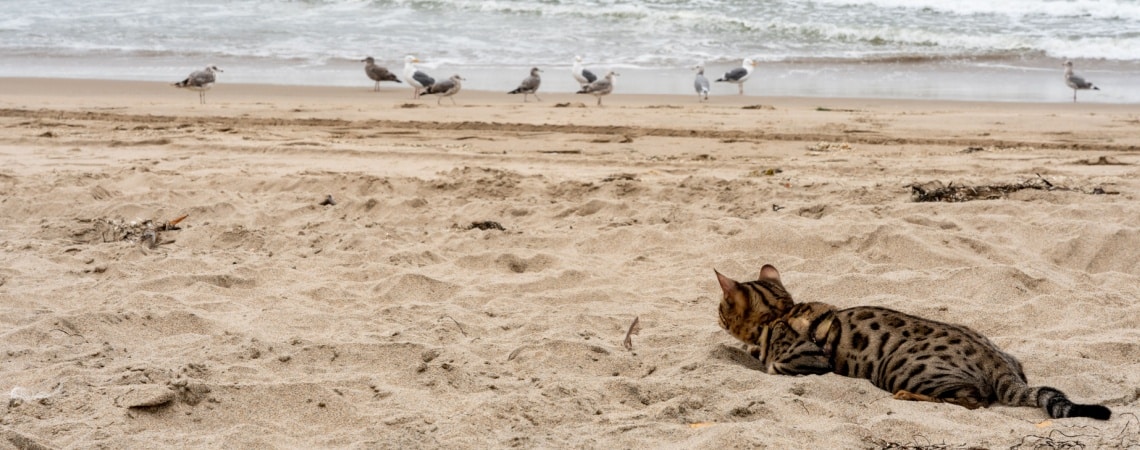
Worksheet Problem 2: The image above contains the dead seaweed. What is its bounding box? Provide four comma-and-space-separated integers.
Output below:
467, 221, 505, 231
868, 413, 1140, 449
602, 173, 638, 182
863, 436, 972, 450
908, 175, 1114, 203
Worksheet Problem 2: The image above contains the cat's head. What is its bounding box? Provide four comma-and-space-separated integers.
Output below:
715, 265, 795, 344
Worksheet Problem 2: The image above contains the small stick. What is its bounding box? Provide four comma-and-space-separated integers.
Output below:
445, 315, 467, 337
622, 316, 641, 350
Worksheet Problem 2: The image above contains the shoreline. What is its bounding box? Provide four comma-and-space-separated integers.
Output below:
2, 53, 1137, 104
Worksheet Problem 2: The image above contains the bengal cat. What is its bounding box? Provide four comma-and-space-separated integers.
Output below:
715, 265, 1111, 420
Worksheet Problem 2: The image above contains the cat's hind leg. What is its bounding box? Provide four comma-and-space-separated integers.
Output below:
893, 388, 986, 410
892, 390, 944, 403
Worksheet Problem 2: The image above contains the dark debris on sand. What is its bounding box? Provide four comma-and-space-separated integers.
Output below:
467, 221, 506, 231
908, 175, 1115, 203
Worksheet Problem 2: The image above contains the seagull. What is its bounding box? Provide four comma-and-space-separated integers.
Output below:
1063, 61, 1099, 103
716, 58, 758, 95
424, 74, 465, 105
403, 55, 436, 99
576, 71, 617, 106
361, 56, 401, 91
572, 55, 597, 87
173, 65, 222, 104
508, 67, 543, 102
693, 64, 710, 102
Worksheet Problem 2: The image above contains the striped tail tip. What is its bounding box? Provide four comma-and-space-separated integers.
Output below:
1039, 387, 1111, 420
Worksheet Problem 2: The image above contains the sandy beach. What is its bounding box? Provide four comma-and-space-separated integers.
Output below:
1, 78, 1138, 449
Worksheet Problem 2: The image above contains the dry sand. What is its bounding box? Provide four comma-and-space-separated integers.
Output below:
1, 78, 1139, 449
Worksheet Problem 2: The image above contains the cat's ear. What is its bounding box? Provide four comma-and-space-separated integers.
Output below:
714, 269, 739, 296
758, 264, 781, 283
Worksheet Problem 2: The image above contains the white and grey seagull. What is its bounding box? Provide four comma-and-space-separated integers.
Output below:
1063, 61, 1099, 103
693, 64, 710, 102
173, 65, 222, 104
424, 74, 465, 105
361, 56, 401, 91
508, 67, 543, 102
572, 55, 597, 87
716, 58, 758, 95
403, 55, 436, 99
576, 70, 618, 106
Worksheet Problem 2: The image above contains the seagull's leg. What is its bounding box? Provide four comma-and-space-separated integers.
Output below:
437, 96, 443, 106
535, 93, 541, 102
450, 96, 457, 106
738, 84, 744, 95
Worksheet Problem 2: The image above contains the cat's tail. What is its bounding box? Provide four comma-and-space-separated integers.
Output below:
999, 370, 1110, 420
1034, 387, 1111, 420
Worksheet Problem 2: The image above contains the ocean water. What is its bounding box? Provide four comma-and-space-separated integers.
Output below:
2, 0, 1137, 102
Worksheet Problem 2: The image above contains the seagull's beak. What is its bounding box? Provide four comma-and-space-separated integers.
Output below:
413, 57, 421, 63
